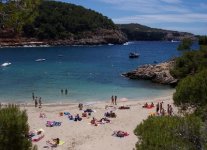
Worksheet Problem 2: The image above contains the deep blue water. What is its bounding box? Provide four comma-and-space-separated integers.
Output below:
0, 41, 198, 103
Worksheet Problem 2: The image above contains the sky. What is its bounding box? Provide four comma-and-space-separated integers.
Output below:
59, 0, 207, 35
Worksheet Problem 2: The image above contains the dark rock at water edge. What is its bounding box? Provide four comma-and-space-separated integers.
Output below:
122, 60, 178, 86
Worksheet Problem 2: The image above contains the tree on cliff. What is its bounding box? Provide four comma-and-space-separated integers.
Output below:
0, 0, 42, 34
23, 1, 117, 39
0, 105, 35, 150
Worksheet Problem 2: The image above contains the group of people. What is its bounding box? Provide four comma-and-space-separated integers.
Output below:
32, 93, 42, 108
61, 89, 68, 95
156, 102, 173, 116
111, 95, 117, 105
142, 102, 154, 108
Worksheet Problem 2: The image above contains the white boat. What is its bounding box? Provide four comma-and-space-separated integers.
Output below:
35, 58, 46, 62
1, 62, 11, 67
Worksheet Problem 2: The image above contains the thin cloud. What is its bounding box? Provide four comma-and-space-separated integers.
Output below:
159, 0, 182, 4
113, 13, 207, 24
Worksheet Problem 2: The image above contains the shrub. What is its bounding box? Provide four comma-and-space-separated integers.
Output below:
134, 115, 207, 150
0, 105, 32, 150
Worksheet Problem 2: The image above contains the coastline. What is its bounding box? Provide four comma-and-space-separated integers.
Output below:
20, 94, 175, 150
0, 90, 175, 107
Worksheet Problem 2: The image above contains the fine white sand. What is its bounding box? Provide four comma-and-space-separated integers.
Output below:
24, 95, 175, 150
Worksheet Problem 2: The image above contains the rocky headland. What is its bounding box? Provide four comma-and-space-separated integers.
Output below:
122, 60, 178, 85
0, 29, 127, 48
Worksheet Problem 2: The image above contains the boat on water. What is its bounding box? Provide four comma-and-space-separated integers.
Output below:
129, 52, 139, 58
1, 62, 11, 67
35, 58, 46, 62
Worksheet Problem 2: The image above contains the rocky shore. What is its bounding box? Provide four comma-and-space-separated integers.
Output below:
0, 29, 127, 48
122, 61, 178, 86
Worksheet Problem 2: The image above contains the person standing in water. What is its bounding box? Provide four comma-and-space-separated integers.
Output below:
61, 89, 63, 95
32, 92, 35, 101
111, 95, 114, 105
35, 98, 38, 108
115, 96, 117, 105
39, 97, 42, 108
65, 89, 68, 95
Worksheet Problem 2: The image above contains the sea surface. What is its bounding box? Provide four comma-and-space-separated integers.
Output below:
0, 41, 198, 103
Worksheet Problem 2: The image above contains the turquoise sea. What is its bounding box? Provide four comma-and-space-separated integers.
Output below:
0, 41, 198, 103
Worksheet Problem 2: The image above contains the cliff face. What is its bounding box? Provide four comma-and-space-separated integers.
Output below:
122, 61, 178, 86
0, 29, 127, 47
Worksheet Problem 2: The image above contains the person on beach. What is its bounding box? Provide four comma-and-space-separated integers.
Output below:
111, 95, 114, 105
115, 96, 117, 105
169, 105, 173, 116
167, 104, 170, 115
160, 102, 163, 113
35, 99, 38, 108
61, 89, 63, 95
65, 89, 68, 95
161, 108, 165, 116
78, 103, 83, 110
47, 138, 60, 147
39, 97, 42, 108
156, 102, 159, 114
32, 92, 35, 101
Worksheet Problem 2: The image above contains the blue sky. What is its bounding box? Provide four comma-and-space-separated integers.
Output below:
59, 0, 207, 35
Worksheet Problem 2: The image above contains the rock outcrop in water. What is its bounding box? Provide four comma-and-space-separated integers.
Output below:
122, 61, 178, 85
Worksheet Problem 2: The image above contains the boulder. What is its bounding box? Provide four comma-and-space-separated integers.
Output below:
122, 60, 178, 85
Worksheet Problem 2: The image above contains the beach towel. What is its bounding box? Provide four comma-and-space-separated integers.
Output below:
58, 140, 65, 145
46, 121, 61, 127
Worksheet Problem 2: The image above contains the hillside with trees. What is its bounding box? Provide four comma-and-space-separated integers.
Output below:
118, 23, 196, 41
134, 36, 207, 150
0, 0, 126, 47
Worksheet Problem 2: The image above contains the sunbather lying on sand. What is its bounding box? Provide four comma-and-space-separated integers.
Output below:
112, 131, 129, 138
105, 111, 116, 118
142, 102, 154, 109
118, 106, 130, 109
46, 138, 60, 147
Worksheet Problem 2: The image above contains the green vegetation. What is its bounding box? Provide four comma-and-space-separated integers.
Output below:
173, 69, 207, 109
134, 36, 207, 150
1, 0, 117, 40
117, 23, 194, 41
177, 38, 193, 50
0, 0, 42, 35
134, 115, 206, 150
0, 105, 32, 150
198, 36, 207, 45
24, 1, 116, 39
23, 1, 116, 39
170, 47, 207, 79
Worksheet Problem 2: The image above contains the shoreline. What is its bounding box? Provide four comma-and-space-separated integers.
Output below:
0, 92, 174, 108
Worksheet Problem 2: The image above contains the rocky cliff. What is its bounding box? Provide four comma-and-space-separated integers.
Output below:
122, 61, 178, 85
0, 29, 127, 47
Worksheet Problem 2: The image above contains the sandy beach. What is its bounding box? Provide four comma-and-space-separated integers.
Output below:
24, 95, 175, 150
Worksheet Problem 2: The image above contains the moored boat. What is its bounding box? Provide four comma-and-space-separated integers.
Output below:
129, 52, 139, 58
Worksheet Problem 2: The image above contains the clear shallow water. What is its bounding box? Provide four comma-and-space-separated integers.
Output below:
0, 41, 198, 103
